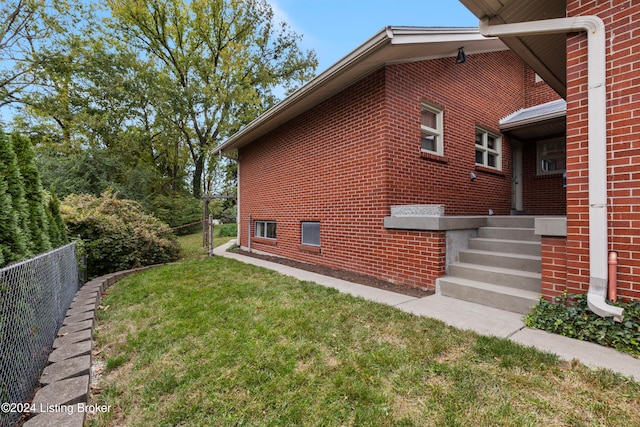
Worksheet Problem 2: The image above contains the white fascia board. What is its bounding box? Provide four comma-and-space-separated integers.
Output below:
217, 27, 504, 154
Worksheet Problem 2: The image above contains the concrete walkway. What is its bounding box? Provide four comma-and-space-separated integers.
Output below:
215, 241, 640, 381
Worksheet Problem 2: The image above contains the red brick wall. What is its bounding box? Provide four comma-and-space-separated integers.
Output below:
524, 66, 563, 108
239, 68, 446, 289
238, 51, 527, 289
383, 51, 526, 215
541, 237, 568, 301
521, 143, 566, 215
565, 0, 640, 301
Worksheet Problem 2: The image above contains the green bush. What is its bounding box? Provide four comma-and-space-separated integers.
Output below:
61, 190, 180, 278
525, 292, 640, 358
215, 223, 237, 238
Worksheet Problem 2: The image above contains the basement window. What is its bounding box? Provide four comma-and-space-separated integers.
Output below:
475, 127, 502, 170
301, 222, 320, 247
255, 221, 277, 239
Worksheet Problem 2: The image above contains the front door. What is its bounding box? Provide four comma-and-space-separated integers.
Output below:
511, 142, 523, 213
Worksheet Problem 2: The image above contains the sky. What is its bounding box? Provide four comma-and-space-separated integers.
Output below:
270, 0, 479, 74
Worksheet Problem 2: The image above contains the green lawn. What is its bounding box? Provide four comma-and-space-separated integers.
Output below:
88, 233, 640, 426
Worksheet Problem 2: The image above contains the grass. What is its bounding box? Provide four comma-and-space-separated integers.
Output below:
87, 233, 640, 426
178, 227, 236, 262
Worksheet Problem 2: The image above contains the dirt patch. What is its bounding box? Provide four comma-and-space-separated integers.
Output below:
229, 248, 434, 298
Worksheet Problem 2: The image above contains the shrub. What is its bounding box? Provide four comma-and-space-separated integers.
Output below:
61, 190, 180, 278
525, 292, 640, 358
215, 223, 237, 238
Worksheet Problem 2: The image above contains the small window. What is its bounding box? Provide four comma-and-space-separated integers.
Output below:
420, 102, 444, 155
537, 138, 566, 175
475, 127, 502, 170
301, 222, 320, 247
255, 221, 276, 239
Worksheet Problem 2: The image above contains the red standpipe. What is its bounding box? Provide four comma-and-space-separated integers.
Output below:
608, 251, 618, 302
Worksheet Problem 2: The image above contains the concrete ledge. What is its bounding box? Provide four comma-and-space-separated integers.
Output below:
384, 215, 487, 231
534, 216, 567, 236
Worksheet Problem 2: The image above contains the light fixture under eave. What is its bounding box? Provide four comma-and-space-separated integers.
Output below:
456, 47, 467, 64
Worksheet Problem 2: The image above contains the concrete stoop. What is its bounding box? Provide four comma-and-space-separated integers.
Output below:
23, 267, 157, 427
437, 216, 542, 314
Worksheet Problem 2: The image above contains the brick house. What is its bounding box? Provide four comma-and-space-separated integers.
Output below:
218, 16, 637, 319
220, 10, 640, 318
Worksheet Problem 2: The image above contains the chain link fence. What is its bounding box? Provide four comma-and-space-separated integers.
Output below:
0, 243, 79, 427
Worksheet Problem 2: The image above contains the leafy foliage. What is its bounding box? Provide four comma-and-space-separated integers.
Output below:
61, 190, 181, 277
147, 194, 202, 235
525, 292, 640, 358
215, 223, 237, 238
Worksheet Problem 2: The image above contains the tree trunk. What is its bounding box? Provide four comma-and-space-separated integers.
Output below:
192, 155, 204, 198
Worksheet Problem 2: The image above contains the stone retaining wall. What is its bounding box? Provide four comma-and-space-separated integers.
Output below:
23, 267, 155, 427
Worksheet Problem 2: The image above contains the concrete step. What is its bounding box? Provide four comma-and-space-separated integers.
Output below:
469, 237, 541, 256
448, 262, 541, 292
436, 276, 539, 314
485, 216, 536, 228
478, 226, 540, 242
459, 249, 541, 273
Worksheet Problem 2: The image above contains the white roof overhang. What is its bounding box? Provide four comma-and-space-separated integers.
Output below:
458, 0, 567, 98
217, 26, 506, 153
500, 99, 566, 140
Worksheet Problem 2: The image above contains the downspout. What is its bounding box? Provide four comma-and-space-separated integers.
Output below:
479, 16, 623, 322
236, 160, 241, 247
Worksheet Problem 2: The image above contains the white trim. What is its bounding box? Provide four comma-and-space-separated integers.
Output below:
420, 102, 444, 156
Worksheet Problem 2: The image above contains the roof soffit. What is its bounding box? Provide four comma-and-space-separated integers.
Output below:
459, 0, 567, 97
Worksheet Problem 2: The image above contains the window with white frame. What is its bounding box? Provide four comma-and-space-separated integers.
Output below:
475, 127, 502, 170
537, 138, 566, 175
255, 221, 276, 239
420, 102, 444, 155
301, 222, 320, 247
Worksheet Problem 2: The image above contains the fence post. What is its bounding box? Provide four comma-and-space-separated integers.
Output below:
79, 234, 87, 285
208, 214, 214, 257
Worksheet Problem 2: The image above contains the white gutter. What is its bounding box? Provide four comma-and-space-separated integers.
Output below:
480, 17, 623, 322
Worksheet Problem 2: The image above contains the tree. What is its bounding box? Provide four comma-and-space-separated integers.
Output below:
11, 131, 51, 253
106, 0, 317, 197
0, 129, 29, 263
0, 0, 93, 107
44, 191, 68, 248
